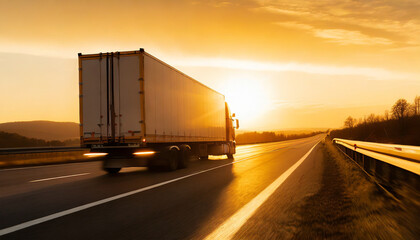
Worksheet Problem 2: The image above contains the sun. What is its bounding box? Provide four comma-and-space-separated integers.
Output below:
220, 74, 273, 128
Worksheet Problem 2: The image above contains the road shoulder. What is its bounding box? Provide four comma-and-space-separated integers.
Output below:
292, 140, 419, 239
233, 143, 325, 239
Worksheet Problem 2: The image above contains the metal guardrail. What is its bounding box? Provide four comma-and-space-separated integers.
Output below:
0, 147, 91, 169
0, 147, 87, 155
333, 138, 420, 175
333, 138, 420, 201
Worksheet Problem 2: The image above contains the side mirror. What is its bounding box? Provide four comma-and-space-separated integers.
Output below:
236, 119, 239, 129
232, 113, 236, 118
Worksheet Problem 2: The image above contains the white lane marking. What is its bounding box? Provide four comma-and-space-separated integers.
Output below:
30, 173, 91, 183
0, 152, 269, 237
204, 142, 319, 240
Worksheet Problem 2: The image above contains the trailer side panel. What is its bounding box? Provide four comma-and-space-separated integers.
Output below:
143, 54, 226, 143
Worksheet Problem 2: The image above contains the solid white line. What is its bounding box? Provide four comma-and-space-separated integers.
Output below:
204, 142, 319, 240
0, 153, 263, 237
30, 173, 91, 183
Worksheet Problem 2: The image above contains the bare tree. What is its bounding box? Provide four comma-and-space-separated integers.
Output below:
409, 104, 416, 117
366, 113, 379, 124
344, 116, 356, 128
384, 110, 389, 121
414, 96, 420, 115
392, 98, 410, 120
358, 117, 363, 126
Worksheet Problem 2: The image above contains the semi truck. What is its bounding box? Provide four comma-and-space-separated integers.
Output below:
79, 49, 239, 173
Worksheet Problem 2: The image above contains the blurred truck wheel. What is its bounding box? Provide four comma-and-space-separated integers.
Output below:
179, 146, 191, 169
104, 168, 121, 174
167, 148, 179, 171
147, 162, 159, 171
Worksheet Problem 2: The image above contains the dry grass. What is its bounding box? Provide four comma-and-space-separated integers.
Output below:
0, 150, 91, 168
292, 142, 353, 240
323, 139, 419, 240
291, 140, 419, 239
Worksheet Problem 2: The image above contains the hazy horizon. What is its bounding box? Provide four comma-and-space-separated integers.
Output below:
1, 0, 419, 130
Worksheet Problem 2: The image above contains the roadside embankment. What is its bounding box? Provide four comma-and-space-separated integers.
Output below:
292, 139, 419, 239
0, 150, 90, 169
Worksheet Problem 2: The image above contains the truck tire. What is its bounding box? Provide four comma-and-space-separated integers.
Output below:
104, 168, 121, 174
179, 147, 191, 169
200, 155, 209, 160
166, 148, 179, 171
227, 154, 234, 160
147, 162, 159, 171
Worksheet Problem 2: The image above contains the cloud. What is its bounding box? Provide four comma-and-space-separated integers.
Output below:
275, 21, 393, 45
259, 6, 311, 16
173, 56, 416, 80
314, 29, 393, 45
257, 0, 420, 47
274, 21, 314, 30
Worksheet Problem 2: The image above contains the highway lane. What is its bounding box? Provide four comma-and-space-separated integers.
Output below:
0, 135, 325, 239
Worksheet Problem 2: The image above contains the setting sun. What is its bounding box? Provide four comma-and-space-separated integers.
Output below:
220, 74, 273, 126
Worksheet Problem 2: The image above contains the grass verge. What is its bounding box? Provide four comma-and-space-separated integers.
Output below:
0, 150, 91, 169
292, 139, 419, 239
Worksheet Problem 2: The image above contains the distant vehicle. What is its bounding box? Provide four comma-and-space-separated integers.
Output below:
78, 49, 239, 173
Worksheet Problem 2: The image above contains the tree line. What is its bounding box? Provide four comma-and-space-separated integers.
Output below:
343, 96, 420, 128
331, 96, 420, 145
236, 131, 323, 145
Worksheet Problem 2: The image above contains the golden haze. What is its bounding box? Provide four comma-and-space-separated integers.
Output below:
0, 0, 419, 130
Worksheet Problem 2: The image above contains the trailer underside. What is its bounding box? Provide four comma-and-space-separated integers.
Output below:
86, 141, 236, 173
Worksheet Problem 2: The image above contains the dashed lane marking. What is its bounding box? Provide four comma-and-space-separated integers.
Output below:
30, 173, 90, 183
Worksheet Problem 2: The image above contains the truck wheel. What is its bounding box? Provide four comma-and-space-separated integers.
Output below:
147, 161, 159, 171
227, 154, 234, 160
167, 149, 179, 171
179, 148, 191, 169
200, 155, 209, 160
104, 168, 121, 174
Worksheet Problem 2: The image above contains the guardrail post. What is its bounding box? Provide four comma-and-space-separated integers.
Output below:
357, 152, 363, 165
363, 155, 370, 174
361, 154, 364, 168
370, 157, 376, 176
375, 160, 384, 183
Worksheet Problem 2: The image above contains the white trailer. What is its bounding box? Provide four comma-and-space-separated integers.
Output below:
79, 49, 238, 173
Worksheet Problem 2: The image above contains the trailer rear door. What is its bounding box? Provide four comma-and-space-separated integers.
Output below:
80, 52, 142, 143
113, 54, 142, 140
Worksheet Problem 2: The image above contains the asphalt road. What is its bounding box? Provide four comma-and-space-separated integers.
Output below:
0, 135, 325, 239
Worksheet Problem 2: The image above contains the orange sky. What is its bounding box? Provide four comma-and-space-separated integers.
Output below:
0, 0, 419, 130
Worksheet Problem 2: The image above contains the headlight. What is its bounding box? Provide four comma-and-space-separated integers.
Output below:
133, 151, 155, 156
84, 152, 108, 157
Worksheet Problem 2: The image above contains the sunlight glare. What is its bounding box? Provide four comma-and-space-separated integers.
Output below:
220, 74, 273, 126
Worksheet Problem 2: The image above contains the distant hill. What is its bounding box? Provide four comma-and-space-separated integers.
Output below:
0, 121, 79, 141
